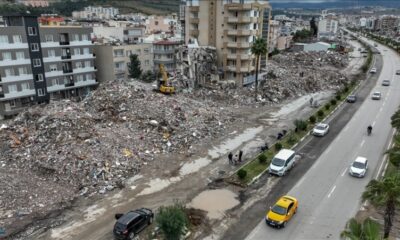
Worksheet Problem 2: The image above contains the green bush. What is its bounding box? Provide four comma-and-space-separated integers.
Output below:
275, 142, 283, 152
336, 95, 341, 101
156, 203, 189, 240
309, 115, 316, 124
237, 169, 247, 179
258, 154, 267, 164
330, 99, 337, 105
325, 103, 331, 110
344, 86, 349, 93
287, 135, 298, 145
294, 119, 308, 131
317, 110, 324, 117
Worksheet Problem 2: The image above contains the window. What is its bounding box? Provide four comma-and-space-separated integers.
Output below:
31, 43, 39, 52
5, 68, 15, 77
82, 34, 89, 41
136, 49, 141, 54
126, 50, 132, 56
35, 74, 44, 82
8, 84, 17, 92
2, 52, 12, 61
28, 27, 37, 36
16, 51, 25, 59
0, 35, 8, 43
85, 73, 91, 81
13, 35, 22, 43
45, 34, 54, 42
32, 59, 41, 67
74, 48, 81, 55
21, 82, 29, 90
83, 48, 90, 54
18, 67, 27, 75
51, 78, 59, 86
114, 49, 124, 57
75, 62, 83, 68
48, 49, 56, 58
84, 61, 91, 68
144, 48, 149, 54
72, 34, 79, 41
145, 60, 149, 66
37, 88, 45, 96
76, 75, 84, 82
49, 64, 57, 72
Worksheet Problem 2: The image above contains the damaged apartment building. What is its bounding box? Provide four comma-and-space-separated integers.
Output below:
180, 0, 272, 86
0, 14, 97, 119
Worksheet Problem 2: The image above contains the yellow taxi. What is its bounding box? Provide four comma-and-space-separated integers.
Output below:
265, 195, 298, 228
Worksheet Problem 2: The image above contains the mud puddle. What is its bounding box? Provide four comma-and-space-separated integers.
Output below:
188, 189, 240, 219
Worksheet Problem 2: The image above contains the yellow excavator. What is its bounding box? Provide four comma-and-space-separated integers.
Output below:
157, 64, 175, 94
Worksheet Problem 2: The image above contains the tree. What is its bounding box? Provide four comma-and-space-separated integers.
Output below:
341, 218, 381, 240
362, 174, 400, 239
156, 203, 189, 240
128, 54, 142, 79
250, 37, 267, 102
390, 108, 400, 129
141, 70, 155, 83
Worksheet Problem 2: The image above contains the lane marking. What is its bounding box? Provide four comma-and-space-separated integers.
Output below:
360, 140, 365, 147
327, 185, 336, 198
376, 129, 396, 179
372, 121, 376, 127
379, 107, 383, 112
341, 167, 348, 177
343, 125, 349, 132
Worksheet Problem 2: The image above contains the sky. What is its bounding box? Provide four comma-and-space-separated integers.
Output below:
268, 0, 400, 8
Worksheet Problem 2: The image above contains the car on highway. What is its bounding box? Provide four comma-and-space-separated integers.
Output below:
382, 80, 391, 86
346, 95, 357, 103
349, 156, 368, 178
265, 195, 298, 228
312, 123, 329, 137
370, 68, 377, 73
268, 149, 296, 176
396, 70, 400, 75
372, 92, 382, 100
113, 208, 154, 240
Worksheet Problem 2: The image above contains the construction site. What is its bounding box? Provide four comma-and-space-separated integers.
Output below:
0, 39, 361, 239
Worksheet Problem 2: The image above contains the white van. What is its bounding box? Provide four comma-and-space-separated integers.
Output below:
268, 149, 296, 176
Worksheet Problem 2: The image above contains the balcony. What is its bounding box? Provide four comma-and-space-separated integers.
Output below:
71, 53, 95, 61
2, 74, 33, 83
189, 18, 199, 24
226, 66, 237, 72
0, 42, 28, 50
75, 79, 98, 87
0, 58, 31, 67
60, 41, 70, 46
61, 54, 71, 60
227, 54, 237, 59
190, 29, 199, 36
65, 82, 75, 87
153, 48, 176, 54
3, 89, 35, 100
62, 68, 73, 74
227, 29, 253, 36
226, 3, 252, 11
73, 66, 96, 74
189, 6, 199, 12
69, 40, 93, 47
240, 66, 255, 72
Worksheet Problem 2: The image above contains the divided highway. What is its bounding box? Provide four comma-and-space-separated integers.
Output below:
246, 41, 400, 239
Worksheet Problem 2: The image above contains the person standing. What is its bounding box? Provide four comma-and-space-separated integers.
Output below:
238, 150, 243, 162
228, 152, 233, 164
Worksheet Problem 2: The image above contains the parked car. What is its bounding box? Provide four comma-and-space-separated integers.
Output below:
268, 149, 296, 176
370, 68, 377, 73
372, 92, 381, 100
312, 123, 329, 137
396, 70, 400, 75
382, 80, 390, 86
265, 195, 298, 228
346, 95, 357, 103
349, 156, 368, 178
113, 208, 154, 240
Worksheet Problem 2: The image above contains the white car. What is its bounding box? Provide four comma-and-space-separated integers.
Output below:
349, 157, 368, 178
372, 92, 381, 100
370, 68, 377, 73
312, 123, 329, 137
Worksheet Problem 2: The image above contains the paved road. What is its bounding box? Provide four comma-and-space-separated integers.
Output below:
245, 41, 400, 239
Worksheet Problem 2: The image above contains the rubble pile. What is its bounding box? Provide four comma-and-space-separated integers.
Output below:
0, 81, 235, 235
261, 51, 349, 102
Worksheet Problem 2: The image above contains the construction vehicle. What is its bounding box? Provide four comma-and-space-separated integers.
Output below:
157, 64, 175, 94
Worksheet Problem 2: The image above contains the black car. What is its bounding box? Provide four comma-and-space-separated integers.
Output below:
347, 95, 357, 103
113, 208, 154, 240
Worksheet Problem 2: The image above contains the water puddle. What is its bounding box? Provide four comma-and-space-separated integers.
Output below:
208, 127, 263, 159
138, 177, 181, 196
188, 189, 239, 219
179, 157, 211, 176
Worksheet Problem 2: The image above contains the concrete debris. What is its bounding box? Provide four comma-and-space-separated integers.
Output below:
0, 81, 235, 237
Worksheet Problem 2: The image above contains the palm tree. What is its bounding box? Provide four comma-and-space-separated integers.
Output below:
385, 134, 400, 168
390, 108, 400, 129
362, 174, 400, 239
341, 218, 381, 240
250, 37, 267, 102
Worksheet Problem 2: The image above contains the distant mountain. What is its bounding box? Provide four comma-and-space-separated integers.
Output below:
269, 0, 400, 9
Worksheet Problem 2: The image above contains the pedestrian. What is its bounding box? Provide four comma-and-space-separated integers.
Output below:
228, 152, 233, 165
309, 97, 314, 106
238, 150, 243, 162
